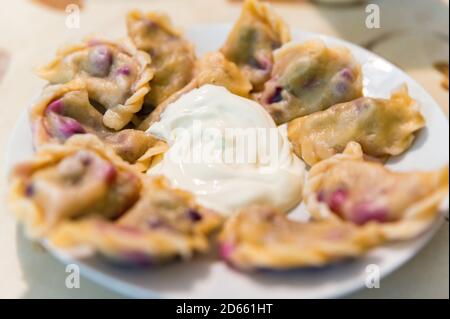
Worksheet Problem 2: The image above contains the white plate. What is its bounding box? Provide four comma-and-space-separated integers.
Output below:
5, 24, 449, 299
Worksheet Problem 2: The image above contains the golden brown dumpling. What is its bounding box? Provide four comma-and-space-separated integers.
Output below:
9, 136, 222, 265
287, 86, 425, 165
219, 205, 384, 271
37, 38, 153, 130
127, 10, 196, 117
259, 40, 363, 124
221, 0, 290, 91
304, 142, 449, 240
138, 52, 252, 130
30, 80, 159, 170
9, 135, 142, 237
50, 176, 223, 265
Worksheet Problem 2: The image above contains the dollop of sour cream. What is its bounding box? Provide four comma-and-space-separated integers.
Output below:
147, 84, 305, 216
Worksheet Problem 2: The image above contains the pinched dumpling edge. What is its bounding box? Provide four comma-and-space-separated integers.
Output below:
28, 80, 165, 172
240, 0, 291, 45
36, 37, 154, 130
221, 0, 291, 55
304, 142, 449, 240
287, 85, 425, 165
126, 10, 197, 110
127, 10, 184, 41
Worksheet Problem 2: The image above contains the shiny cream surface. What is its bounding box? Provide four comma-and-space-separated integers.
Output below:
147, 84, 305, 215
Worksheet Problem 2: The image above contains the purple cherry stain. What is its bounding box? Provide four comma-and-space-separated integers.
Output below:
219, 242, 235, 260
116, 66, 131, 76
316, 190, 326, 202
187, 208, 203, 222
327, 188, 348, 215
118, 251, 154, 267
351, 202, 389, 225
57, 117, 86, 138
339, 68, 354, 82
100, 164, 117, 184
78, 153, 92, 166
147, 217, 165, 229
335, 81, 349, 95
46, 98, 64, 114
252, 54, 271, 71
25, 183, 35, 197
267, 86, 283, 104
88, 45, 113, 77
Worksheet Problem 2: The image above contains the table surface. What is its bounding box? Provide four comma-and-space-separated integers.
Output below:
0, 0, 448, 299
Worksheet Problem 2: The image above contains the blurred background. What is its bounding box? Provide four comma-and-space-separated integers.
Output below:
0, 0, 448, 298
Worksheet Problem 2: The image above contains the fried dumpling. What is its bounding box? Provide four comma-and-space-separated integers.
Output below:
138, 52, 252, 130
219, 205, 384, 271
30, 80, 160, 170
287, 86, 425, 165
259, 40, 363, 124
304, 142, 449, 240
9, 136, 222, 265
37, 38, 153, 130
221, 0, 290, 91
127, 10, 196, 117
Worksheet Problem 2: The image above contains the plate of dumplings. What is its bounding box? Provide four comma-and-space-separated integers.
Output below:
6, 0, 449, 298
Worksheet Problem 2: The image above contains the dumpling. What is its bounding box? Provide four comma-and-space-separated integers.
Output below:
30, 80, 162, 170
9, 135, 222, 265
221, 0, 290, 91
10, 135, 142, 237
287, 86, 425, 165
127, 10, 196, 117
138, 52, 252, 130
50, 176, 223, 265
304, 142, 449, 240
258, 40, 363, 124
37, 37, 153, 130
219, 205, 384, 271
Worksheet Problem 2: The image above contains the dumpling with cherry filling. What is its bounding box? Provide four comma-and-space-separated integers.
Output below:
30, 80, 163, 170
37, 38, 153, 130
287, 85, 425, 165
259, 40, 363, 124
221, 0, 290, 91
127, 10, 196, 118
304, 142, 449, 240
219, 205, 384, 271
9, 135, 142, 237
